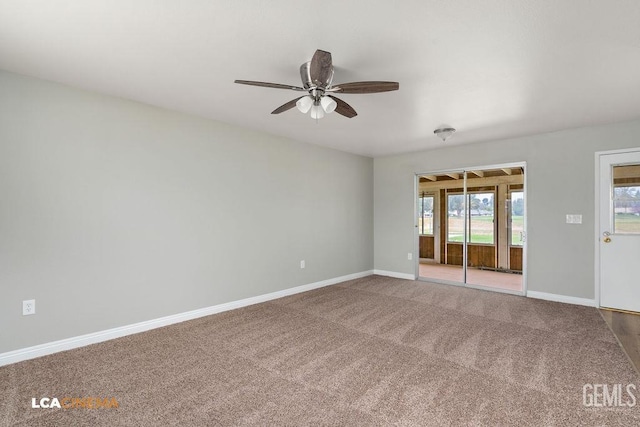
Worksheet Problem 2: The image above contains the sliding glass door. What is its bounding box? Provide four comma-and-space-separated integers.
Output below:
417, 171, 466, 284
416, 165, 525, 294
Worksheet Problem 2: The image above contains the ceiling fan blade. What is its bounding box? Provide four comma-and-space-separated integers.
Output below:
235, 80, 305, 91
331, 81, 399, 94
309, 49, 333, 87
327, 95, 357, 118
271, 97, 304, 114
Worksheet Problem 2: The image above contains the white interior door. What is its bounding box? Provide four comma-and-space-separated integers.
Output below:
599, 150, 640, 312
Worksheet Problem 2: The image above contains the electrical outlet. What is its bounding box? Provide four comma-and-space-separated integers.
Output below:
23, 299, 35, 316
300, 260, 305, 269
408, 252, 413, 261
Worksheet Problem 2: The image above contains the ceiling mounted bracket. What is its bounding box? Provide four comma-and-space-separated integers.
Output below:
434, 127, 456, 142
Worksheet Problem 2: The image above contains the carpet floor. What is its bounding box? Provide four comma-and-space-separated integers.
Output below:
1, 275, 639, 426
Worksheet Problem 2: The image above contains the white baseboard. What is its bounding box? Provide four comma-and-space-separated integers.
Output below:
0, 270, 374, 367
527, 291, 596, 307
373, 270, 415, 280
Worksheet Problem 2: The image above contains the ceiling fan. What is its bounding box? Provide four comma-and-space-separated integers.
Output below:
234, 49, 399, 119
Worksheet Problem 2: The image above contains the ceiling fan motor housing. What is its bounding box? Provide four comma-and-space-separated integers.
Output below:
300, 61, 334, 90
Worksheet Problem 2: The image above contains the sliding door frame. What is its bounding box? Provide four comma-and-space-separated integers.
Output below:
414, 161, 527, 296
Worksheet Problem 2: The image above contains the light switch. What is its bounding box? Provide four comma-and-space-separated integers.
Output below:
566, 214, 582, 224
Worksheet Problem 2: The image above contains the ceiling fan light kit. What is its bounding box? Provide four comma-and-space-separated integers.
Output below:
320, 96, 337, 114
296, 96, 313, 113
310, 102, 325, 120
235, 49, 399, 120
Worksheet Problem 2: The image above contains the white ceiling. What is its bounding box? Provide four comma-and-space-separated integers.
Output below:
1, 1, 640, 157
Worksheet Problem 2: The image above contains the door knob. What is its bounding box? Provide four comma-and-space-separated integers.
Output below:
603, 237, 612, 243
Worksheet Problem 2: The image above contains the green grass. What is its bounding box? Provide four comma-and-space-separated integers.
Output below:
615, 213, 640, 233
511, 215, 524, 245
447, 215, 525, 245
448, 234, 494, 244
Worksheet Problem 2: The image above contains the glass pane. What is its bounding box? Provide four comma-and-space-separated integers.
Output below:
469, 193, 494, 244
447, 194, 465, 242
418, 195, 434, 235
612, 164, 640, 234
613, 185, 640, 234
511, 191, 524, 245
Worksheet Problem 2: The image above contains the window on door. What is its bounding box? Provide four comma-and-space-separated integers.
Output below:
613, 185, 640, 234
612, 164, 640, 234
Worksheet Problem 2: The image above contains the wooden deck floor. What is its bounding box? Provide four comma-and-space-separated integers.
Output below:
600, 309, 640, 374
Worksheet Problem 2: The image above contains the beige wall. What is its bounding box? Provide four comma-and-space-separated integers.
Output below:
374, 120, 640, 299
0, 71, 374, 353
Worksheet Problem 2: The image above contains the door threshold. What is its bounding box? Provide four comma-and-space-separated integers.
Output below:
466, 283, 524, 296
417, 277, 525, 296
600, 307, 640, 316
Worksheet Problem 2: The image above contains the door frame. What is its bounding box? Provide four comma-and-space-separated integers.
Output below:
414, 161, 527, 295
594, 147, 640, 308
